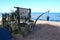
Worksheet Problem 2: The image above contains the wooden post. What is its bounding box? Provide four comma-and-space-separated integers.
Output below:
29, 8, 31, 20
14, 7, 21, 32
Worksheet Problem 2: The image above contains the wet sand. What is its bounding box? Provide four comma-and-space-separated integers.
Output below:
11, 21, 60, 40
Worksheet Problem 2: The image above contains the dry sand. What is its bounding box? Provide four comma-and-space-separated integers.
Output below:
11, 21, 60, 40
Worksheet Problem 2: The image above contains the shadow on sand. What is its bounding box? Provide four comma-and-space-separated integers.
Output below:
31, 23, 60, 40
10, 23, 60, 40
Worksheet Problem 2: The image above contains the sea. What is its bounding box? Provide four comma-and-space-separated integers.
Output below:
31, 12, 60, 22
0, 12, 60, 22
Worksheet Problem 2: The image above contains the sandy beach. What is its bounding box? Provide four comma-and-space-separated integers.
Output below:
11, 20, 60, 40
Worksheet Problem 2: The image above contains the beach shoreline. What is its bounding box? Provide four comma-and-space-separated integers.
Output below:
36, 20, 60, 26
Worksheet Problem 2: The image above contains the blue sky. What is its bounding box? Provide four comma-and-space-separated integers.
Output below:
0, 0, 60, 12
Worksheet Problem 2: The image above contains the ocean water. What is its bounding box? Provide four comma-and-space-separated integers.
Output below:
0, 12, 60, 22
31, 12, 60, 22
0, 13, 2, 17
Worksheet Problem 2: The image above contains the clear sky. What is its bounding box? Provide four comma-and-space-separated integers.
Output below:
0, 0, 60, 12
